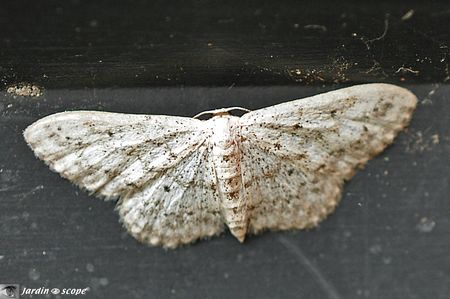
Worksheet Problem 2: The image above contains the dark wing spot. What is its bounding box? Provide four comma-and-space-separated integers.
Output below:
330, 109, 337, 117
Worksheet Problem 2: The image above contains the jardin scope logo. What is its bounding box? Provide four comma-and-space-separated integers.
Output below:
0, 284, 90, 298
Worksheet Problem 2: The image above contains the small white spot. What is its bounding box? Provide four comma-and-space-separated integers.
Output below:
89, 19, 99, 27
29, 268, 40, 280
431, 134, 439, 144
86, 263, 95, 272
416, 217, 436, 233
99, 277, 109, 286
236, 254, 244, 262
401, 9, 415, 21
369, 244, 382, 254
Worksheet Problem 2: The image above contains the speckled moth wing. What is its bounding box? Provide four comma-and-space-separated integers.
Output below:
24, 111, 224, 247
24, 111, 201, 197
239, 83, 417, 233
117, 141, 224, 248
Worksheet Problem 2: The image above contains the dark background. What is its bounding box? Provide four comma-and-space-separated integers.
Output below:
0, 1, 449, 298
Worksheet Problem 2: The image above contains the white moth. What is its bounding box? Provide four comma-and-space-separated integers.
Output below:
24, 83, 417, 248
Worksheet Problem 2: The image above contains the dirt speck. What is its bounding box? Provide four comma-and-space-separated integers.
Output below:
90, 277, 109, 291
7, 83, 43, 97
395, 66, 419, 75
29, 268, 40, 280
287, 68, 324, 83
287, 57, 352, 84
99, 278, 109, 286
431, 134, 439, 145
416, 217, 436, 233
403, 130, 440, 153
369, 244, 382, 254
401, 9, 415, 21
382, 256, 392, 264
303, 24, 327, 32
89, 19, 99, 27
86, 263, 95, 272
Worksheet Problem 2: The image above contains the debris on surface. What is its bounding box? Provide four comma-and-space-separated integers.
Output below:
395, 66, 419, 75
303, 24, 327, 32
287, 57, 352, 84
403, 130, 440, 153
401, 9, 415, 21
6, 83, 43, 97
416, 217, 436, 233
29, 268, 41, 280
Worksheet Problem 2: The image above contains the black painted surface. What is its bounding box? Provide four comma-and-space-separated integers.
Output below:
1, 0, 450, 88
0, 1, 449, 299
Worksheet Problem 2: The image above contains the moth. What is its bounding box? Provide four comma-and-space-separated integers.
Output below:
24, 83, 417, 248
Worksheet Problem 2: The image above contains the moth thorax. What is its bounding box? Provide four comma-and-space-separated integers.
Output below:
210, 117, 248, 242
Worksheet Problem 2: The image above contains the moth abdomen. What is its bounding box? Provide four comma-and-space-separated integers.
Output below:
209, 115, 248, 242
